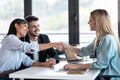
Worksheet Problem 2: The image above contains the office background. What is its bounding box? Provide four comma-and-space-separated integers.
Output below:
0, 0, 120, 47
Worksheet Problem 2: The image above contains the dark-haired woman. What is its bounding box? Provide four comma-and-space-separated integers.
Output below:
0, 18, 63, 80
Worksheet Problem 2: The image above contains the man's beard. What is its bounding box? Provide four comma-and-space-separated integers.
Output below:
29, 32, 39, 37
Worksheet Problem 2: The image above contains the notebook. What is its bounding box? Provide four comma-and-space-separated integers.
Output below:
64, 49, 84, 64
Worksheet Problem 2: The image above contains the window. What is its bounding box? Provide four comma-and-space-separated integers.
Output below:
0, 0, 24, 47
0, 0, 24, 33
32, 0, 68, 43
79, 0, 118, 47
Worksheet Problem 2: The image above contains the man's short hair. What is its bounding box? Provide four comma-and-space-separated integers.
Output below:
25, 15, 39, 23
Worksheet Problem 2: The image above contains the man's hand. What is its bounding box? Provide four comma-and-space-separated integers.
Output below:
47, 58, 56, 66
54, 42, 64, 51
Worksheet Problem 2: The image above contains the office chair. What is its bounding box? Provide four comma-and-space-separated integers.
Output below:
98, 75, 120, 80
96, 69, 120, 80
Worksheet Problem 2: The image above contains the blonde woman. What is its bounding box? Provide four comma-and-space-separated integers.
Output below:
64, 9, 120, 80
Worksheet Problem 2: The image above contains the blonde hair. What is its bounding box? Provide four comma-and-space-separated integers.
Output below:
90, 9, 120, 55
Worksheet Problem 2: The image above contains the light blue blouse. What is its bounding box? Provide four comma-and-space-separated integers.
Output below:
80, 34, 120, 76
0, 34, 39, 72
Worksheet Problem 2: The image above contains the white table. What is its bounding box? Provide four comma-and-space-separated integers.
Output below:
9, 61, 100, 80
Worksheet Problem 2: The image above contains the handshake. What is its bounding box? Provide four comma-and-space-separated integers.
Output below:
54, 42, 68, 51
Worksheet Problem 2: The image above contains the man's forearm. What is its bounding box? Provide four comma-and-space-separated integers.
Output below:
39, 43, 56, 51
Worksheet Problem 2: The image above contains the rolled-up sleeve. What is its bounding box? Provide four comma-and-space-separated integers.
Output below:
20, 42, 39, 53
22, 53, 36, 67
80, 40, 95, 56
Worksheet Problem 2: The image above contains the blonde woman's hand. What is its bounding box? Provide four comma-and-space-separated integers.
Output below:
64, 64, 79, 70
